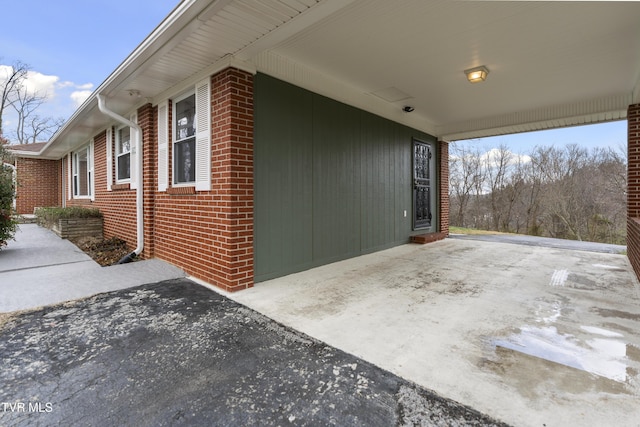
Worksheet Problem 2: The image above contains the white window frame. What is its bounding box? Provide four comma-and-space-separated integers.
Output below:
157, 102, 168, 192
106, 127, 113, 191
72, 143, 93, 199
163, 78, 210, 191
116, 124, 132, 183
172, 90, 196, 187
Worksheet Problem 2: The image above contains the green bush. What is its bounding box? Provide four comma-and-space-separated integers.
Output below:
0, 162, 17, 250
35, 206, 103, 228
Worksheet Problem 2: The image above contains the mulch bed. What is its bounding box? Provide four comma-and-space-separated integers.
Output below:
70, 236, 131, 266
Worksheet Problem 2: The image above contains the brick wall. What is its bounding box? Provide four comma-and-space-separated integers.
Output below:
15, 157, 61, 214
60, 68, 255, 291
65, 130, 138, 253
52, 217, 103, 239
139, 103, 157, 259
154, 68, 254, 292
439, 140, 449, 236
627, 104, 640, 278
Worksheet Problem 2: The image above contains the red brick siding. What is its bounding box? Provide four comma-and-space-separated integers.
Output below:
628, 218, 640, 279
439, 140, 449, 236
627, 104, 640, 278
64, 131, 138, 253
154, 68, 254, 292
15, 158, 61, 214
139, 103, 157, 259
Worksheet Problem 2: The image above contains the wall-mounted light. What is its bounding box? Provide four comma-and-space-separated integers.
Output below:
402, 106, 415, 113
464, 65, 489, 83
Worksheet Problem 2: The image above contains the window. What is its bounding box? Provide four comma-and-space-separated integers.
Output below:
116, 126, 131, 181
73, 144, 93, 198
173, 92, 196, 185
160, 78, 210, 192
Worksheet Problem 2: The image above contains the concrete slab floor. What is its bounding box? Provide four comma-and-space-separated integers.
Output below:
231, 238, 640, 427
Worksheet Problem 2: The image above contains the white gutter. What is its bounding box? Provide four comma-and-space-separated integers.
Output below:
97, 94, 144, 259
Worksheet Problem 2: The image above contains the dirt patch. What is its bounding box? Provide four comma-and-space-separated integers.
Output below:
70, 236, 131, 266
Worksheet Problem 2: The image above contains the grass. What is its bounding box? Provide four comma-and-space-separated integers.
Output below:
449, 226, 512, 235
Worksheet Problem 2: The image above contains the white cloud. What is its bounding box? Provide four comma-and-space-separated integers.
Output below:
2, 64, 94, 107
1, 65, 59, 100
482, 147, 532, 166
67, 83, 94, 107
23, 71, 59, 99
71, 90, 93, 107
75, 83, 94, 90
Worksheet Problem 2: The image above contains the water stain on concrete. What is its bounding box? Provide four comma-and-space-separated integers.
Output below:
491, 325, 632, 383
566, 273, 599, 290
591, 307, 640, 322
484, 289, 640, 400
480, 345, 631, 399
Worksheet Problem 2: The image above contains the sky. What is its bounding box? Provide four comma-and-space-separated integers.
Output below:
456, 120, 628, 157
0, 0, 629, 152
0, 0, 179, 140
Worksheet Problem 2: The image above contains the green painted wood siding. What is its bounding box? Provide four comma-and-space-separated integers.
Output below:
254, 74, 437, 281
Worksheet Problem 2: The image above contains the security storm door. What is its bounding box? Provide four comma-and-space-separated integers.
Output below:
413, 139, 433, 230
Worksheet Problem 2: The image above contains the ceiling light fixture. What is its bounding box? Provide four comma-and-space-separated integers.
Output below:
464, 65, 489, 83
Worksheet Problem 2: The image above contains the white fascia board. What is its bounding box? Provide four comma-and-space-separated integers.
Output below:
40, 0, 212, 159
7, 150, 58, 160
439, 93, 632, 141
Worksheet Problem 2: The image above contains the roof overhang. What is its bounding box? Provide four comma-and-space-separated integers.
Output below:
31, 0, 640, 158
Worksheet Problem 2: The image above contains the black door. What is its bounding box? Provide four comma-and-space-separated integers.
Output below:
413, 140, 432, 229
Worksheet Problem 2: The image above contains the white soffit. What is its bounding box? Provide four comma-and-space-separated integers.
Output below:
263, 0, 640, 139
41, 0, 640, 158
371, 87, 413, 103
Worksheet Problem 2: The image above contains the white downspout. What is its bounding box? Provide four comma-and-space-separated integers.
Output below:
97, 94, 144, 259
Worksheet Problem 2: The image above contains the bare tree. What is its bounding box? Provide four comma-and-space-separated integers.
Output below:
0, 60, 64, 143
11, 87, 64, 143
0, 61, 29, 136
521, 150, 545, 235
485, 144, 512, 231
26, 115, 64, 144
503, 154, 527, 233
449, 143, 484, 227
449, 139, 626, 244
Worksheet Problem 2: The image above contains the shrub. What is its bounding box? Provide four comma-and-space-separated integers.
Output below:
0, 149, 17, 249
35, 206, 103, 228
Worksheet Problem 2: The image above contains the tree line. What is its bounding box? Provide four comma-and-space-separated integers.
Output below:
449, 142, 627, 245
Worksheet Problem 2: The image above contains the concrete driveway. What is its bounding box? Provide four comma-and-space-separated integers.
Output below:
0, 224, 186, 312
231, 237, 640, 427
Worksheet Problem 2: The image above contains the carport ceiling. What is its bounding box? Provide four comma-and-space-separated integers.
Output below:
40, 0, 640, 159
253, 0, 640, 139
